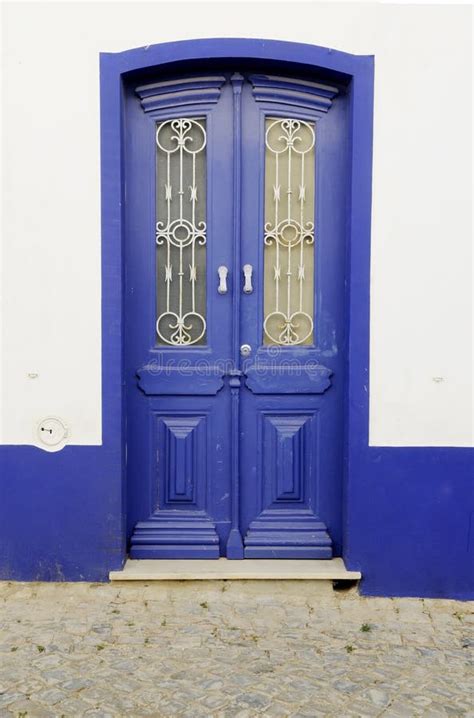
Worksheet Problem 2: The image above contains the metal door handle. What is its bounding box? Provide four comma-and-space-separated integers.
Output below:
243, 264, 253, 294
217, 266, 228, 294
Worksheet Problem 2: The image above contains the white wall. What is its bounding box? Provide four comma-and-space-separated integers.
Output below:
1, 1, 472, 448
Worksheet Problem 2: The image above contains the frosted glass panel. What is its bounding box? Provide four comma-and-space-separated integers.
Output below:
156, 118, 207, 346
263, 118, 315, 346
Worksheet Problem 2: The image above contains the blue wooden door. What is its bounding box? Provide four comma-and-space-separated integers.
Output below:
125, 70, 347, 559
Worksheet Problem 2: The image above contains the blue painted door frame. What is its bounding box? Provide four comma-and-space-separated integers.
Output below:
101, 38, 375, 564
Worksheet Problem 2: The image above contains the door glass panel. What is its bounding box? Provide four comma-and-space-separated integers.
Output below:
263, 118, 315, 346
156, 118, 207, 346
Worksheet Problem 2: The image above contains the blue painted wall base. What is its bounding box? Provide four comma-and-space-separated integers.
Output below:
345, 448, 473, 600
0, 446, 124, 582
0, 445, 471, 597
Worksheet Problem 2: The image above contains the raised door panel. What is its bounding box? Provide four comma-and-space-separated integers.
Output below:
158, 415, 206, 505
264, 414, 311, 503
241, 396, 332, 559
130, 396, 231, 559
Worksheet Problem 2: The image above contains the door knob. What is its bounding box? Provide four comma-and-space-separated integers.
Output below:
240, 344, 252, 358
243, 264, 253, 294
217, 266, 228, 294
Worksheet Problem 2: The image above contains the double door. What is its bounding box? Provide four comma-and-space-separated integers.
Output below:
125, 69, 347, 559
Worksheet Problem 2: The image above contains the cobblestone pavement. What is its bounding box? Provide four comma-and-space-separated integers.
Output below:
0, 580, 472, 718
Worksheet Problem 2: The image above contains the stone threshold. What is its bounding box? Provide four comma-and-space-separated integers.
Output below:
109, 557, 361, 582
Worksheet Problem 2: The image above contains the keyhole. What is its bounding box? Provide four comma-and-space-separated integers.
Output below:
41, 427, 53, 435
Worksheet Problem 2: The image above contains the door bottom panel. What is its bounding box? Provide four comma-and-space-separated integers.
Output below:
130, 512, 220, 559
243, 511, 332, 559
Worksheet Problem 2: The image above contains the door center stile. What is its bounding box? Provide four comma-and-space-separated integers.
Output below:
226, 72, 245, 559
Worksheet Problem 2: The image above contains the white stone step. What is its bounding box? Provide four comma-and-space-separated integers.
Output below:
110, 557, 361, 581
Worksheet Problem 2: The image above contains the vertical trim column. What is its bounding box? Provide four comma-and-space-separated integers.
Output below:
226, 73, 245, 559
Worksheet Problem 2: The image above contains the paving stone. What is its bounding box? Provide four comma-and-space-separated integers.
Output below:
367, 686, 391, 707
260, 703, 293, 718
55, 696, 94, 714
383, 702, 423, 718
34, 686, 70, 706
0, 581, 472, 716
13, 702, 53, 718
59, 677, 93, 692
0, 694, 23, 709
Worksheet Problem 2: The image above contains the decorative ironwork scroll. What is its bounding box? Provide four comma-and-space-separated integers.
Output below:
156, 118, 207, 345
263, 118, 316, 346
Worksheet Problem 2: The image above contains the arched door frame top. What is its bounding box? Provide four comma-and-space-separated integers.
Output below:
100, 38, 374, 570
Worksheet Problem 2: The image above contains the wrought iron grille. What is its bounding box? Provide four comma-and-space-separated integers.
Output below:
155, 118, 207, 346
263, 118, 316, 346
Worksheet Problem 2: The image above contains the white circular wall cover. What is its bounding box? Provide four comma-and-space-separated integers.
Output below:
36, 417, 69, 451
